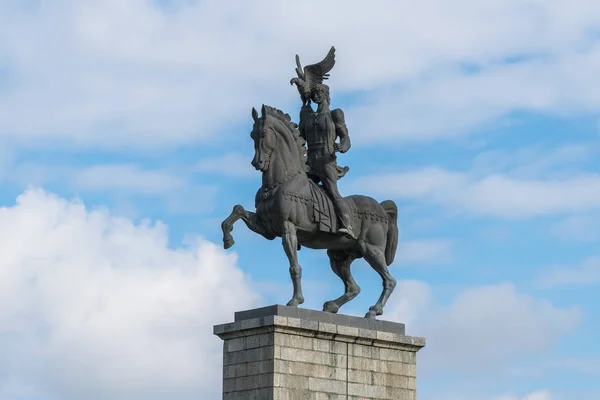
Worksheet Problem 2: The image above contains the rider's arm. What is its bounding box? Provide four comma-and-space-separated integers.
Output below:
332, 108, 351, 153
298, 104, 312, 139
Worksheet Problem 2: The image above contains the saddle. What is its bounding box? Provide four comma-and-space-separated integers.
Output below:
282, 180, 340, 233
307, 180, 340, 233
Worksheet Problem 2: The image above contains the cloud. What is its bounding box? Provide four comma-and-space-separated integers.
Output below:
72, 164, 187, 194
348, 45, 600, 143
388, 281, 580, 374
436, 389, 554, 400
1, 161, 219, 215
0, 144, 13, 180
3, 161, 187, 195
366, 167, 468, 199
352, 142, 600, 218
550, 213, 600, 242
386, 280, 432, 328
493, 391, 552, 400
355, 168, 600, 218
70, 163, 220, 214
537, 256, 600, 288
396, 239, 453, 266
471, 143, 596, 180
194, 152, 255, 178
517, 357, 600, 377
1, 1, 600, 147
0, 189, 261, 400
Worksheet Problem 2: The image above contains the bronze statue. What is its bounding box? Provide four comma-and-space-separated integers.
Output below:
221, 47, 399, 319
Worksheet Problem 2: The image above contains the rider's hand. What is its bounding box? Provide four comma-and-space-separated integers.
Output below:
334, 143, 347, 153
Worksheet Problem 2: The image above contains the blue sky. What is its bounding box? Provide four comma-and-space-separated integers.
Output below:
0, 1, 599, 399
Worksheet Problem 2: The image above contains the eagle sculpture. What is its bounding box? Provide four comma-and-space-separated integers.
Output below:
290, 46, 336, 106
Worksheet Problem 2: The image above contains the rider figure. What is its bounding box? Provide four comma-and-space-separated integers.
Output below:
290, 46, 356, 239
296, 83, 357, 239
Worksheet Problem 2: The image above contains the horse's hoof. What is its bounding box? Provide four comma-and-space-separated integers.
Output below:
223, 238, 234, 249
323, 301, 340, 313
323, 301, 340, 314
364, 309, 377, 319
287, 296, 304, 307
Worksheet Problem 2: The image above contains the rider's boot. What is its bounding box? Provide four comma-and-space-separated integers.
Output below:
334, 199, 357, 239
337, 221, 357, 240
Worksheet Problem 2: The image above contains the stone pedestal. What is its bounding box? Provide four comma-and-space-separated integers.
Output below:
214, 305, 425, 400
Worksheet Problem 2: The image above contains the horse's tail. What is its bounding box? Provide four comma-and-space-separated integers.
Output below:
381, 200, 399, 266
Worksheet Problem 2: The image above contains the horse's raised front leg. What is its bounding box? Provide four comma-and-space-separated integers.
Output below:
221, 205, 275, 249
282, 221, 304, 307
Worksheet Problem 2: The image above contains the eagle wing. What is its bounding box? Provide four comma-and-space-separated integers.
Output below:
295, 54, 305, 80
303, 46, 336, 88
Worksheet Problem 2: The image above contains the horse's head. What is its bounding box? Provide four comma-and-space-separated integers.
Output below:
249, 105, 306, 174
250, 105, 277, 172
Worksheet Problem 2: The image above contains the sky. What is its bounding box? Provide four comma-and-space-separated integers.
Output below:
0, 0, 599, 399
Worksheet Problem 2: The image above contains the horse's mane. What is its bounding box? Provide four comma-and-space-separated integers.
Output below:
262, 105, 307, 169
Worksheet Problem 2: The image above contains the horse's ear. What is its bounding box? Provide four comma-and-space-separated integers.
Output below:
261, 104, 266, 117
251, 107, 258, 122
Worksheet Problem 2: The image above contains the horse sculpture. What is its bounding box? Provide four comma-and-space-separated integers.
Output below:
221, 105, 399, 319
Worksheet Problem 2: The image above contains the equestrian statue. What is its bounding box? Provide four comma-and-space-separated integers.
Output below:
221, 46, 399, 319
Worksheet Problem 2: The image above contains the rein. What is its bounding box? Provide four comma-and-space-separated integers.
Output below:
259, 169, 305, 200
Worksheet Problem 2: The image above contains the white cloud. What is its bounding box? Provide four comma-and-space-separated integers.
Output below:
348, 46, 600, 143
352, 143, 600, 218
396, 240, 453, 266
371, 167, 468, 199
0, 144, 13, 180
1, 161, 219, 215
422, 386, 555, 400
386, 280, 432, 328
356, 169, 600, 218
1, 1, 600, 147
72, 163, 187, 194
71, 163, 220, 214
388, 281, 580, 374
2, 161, 187, 195
493, 391, 552, 400
537, 256, 600, 287
195, 152, 255, 178
432, 389, 554, 400
471, 144, 596, 180
550, 213, 600, 242
460, 174, 600, 217
0, 189, 261, 400
519, 357, 600, 377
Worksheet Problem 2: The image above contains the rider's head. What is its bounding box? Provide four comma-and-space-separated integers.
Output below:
311, 84, 330, 104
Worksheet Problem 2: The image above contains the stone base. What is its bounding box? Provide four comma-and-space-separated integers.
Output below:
214, 305, 425, 400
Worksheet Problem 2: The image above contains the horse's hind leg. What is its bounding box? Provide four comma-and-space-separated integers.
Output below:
323, 250, 360, 314
282, 221, 304, 307
361, 242, 397, 319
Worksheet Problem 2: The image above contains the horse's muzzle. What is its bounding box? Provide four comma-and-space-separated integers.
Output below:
251, 158, 267, 171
